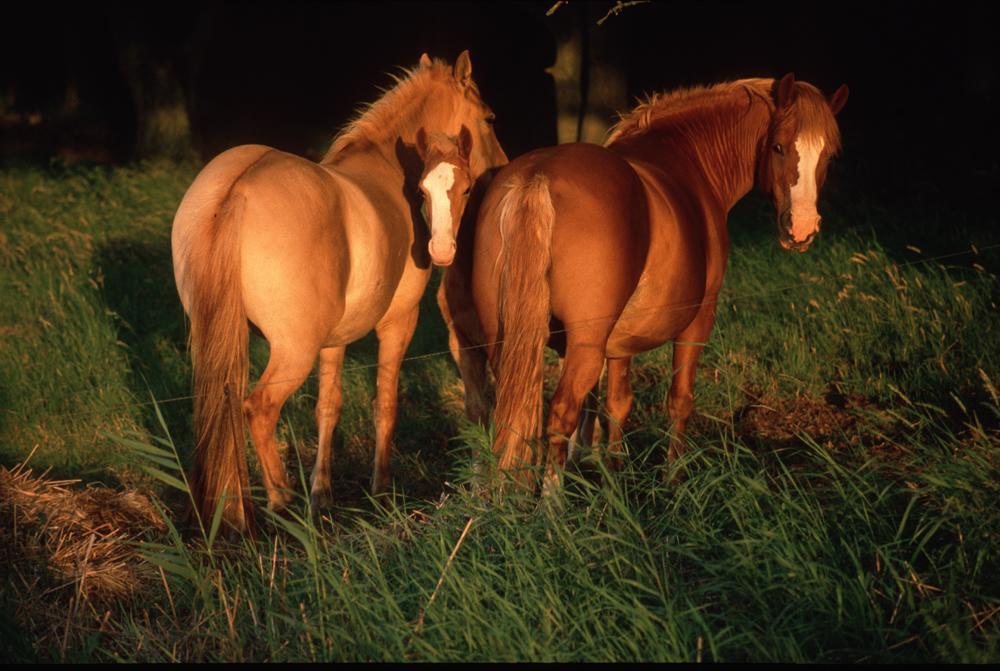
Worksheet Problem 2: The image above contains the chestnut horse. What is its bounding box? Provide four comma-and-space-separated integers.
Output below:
171, 51, 505, 533
466, 74, 848, 488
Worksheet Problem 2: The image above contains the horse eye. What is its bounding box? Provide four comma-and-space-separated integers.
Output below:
485, 113, 496, 125
773, 143, 784, 155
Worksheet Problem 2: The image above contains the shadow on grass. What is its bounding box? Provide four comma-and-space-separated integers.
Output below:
96, 234, 467, 517
96, 235, 194, 460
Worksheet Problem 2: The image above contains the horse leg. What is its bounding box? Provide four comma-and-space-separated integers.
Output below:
244, 344, 317, 512
371, 306, 420, 496
569, 385, 600, 462
310, 345, 345, 508
604, 356, 633, 470
543, 340, 607, 494
438, 270, 490, 425
667, 302, 718, 463
564, 357, 602, 463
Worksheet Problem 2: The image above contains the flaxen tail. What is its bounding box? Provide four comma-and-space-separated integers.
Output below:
187, 190, 255, 535
491, 173, 555, 487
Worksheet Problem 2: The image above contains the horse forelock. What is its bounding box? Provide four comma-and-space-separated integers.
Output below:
781, 83, 842, 155
323, 57, 460, 162
424, 131, 462, 157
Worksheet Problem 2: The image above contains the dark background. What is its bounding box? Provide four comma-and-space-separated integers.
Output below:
2, 1, 997, 225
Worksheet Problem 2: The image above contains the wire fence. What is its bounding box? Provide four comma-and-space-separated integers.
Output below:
10, 241, 999, 422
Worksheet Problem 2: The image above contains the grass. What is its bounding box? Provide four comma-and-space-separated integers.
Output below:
0, 157, 997, 661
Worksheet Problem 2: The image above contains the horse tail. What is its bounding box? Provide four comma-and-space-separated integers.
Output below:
491, 173, 555, 486
187, 186, 255, 536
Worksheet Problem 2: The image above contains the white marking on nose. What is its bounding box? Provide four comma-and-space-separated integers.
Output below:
421, 162, 457, 251
789, 134, 825, 242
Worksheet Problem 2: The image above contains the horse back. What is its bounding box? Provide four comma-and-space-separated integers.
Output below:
173, 145, 400, 348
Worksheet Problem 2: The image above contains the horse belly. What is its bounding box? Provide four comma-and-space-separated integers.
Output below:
605, 281, 704, 357
322, 182, 407, 346
605, 209, 707, 358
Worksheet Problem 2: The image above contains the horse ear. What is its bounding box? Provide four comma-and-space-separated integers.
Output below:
775, 72, 797, 109
416, 127, 428, 160
419, 53, 432, 69
454, 50, 472, 87
828, 84, 849, 115
458, 125, 473, 160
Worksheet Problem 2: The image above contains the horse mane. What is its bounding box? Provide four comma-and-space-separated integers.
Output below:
605, 78, 840, 152
322, 57, 455, 163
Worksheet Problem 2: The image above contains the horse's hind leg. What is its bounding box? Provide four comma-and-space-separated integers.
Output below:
544, 338, 607, 493
310, 345, 345, 508
667, 300, 718, 466
565, 357, 603, 463
371, 306, 420, 496
244, 343, 318, 511
568, 385, 599, 462
603, 357, 633, 470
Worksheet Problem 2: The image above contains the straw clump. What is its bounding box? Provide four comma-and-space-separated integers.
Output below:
1, 454, 167, 603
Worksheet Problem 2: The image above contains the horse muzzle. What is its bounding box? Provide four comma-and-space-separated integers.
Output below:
778, 210, 820, 253
428, 237, 456, 266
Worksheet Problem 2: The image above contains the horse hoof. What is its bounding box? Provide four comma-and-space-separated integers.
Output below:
266, 487, 295, 513
371, 472, 392, 498
310, 486, 334, 510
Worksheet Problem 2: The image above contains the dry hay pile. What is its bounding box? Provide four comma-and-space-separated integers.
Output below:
1, 453, 168, 658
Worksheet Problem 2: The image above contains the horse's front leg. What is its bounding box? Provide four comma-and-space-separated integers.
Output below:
371, 306, 420, 496
667, 300, 719, 466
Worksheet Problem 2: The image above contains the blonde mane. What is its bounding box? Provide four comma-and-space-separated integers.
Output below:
321, 58, 456, 163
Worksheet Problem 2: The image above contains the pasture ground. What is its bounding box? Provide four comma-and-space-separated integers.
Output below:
0, 158, 997, 661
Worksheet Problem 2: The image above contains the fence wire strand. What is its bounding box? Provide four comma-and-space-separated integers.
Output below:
11, 241, 999, 421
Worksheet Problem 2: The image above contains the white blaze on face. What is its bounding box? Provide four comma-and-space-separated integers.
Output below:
789, 134, 825, 243
421, 161, 458, 263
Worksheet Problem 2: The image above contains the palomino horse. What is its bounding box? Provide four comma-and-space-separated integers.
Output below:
466, 74, 848, 488
171, 51, 505, 533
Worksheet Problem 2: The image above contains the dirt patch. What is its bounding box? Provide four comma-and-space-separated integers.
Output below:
732, 388, 878, 443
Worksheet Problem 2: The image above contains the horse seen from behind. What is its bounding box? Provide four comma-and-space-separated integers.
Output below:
466, 73, 848, 489
171, 51, 505, 534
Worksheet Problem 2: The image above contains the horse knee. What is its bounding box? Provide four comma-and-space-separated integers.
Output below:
372, 395, 397, 420
243, 389, 275, 426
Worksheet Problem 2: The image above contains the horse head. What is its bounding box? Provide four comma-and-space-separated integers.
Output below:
416, 125, 474, 266
418, 50, 508, 183
758, 73, 849, 252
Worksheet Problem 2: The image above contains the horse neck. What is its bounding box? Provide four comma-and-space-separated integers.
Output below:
626, 99, 771, 209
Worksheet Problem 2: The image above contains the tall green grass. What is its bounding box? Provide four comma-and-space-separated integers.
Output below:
1, 160, 997, 661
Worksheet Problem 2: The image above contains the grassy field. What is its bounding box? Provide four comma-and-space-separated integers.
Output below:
1, 158, 997, 661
